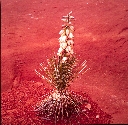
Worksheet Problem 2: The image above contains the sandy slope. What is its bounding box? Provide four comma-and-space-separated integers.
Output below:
2, 0, 128, 124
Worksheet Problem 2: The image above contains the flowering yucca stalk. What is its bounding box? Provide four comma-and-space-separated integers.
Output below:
35, 11, 84, 91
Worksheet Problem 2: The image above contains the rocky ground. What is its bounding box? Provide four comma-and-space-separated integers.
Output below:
1, 0, 128, 124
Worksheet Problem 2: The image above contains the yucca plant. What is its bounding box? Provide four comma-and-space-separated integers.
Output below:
35, 11, 88, 122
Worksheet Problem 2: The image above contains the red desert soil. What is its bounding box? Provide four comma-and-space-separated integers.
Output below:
1, 0, 128, 124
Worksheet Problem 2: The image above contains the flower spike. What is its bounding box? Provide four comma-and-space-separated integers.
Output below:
57, 11, 75, 57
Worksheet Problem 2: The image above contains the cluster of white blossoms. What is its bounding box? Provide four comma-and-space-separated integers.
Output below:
57, 11, 75, 58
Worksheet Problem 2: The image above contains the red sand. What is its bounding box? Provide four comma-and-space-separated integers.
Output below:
1, 0, 128, 124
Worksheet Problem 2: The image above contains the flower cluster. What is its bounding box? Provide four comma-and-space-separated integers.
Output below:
57, 11, 75, 58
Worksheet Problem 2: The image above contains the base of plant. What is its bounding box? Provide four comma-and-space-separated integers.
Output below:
35, 90, 81, 122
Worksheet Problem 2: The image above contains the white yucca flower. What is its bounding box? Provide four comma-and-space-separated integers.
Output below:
68, 32, 74, 38
66, 29, 70, 36
67, 40, 74, 45
66, 46, 73, 54
69, 16, 74, 19
59, 36, 67, 43
59, 30, 65, 35
61, 18, 68, 22
57, 47, 63, 56
60, 42, 67, 49
69, 26, 74, 32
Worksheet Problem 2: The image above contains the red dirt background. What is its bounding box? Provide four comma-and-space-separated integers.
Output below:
1, 0, 128, 124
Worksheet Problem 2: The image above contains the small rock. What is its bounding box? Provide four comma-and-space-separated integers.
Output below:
85, 103, 91, 110
96, 115, 100, 118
